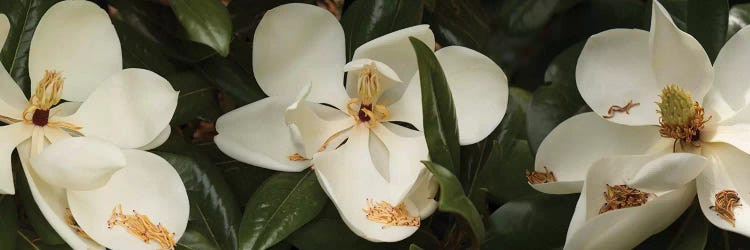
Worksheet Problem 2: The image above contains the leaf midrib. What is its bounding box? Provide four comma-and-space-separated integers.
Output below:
252, 170, 312, 249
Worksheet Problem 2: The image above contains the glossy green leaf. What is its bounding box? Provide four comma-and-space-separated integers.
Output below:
686, 0, 728, 62
497, 0, 583, 35
177, 225, 222, 250
727, 3, 750, 40
13, 154, 64, 245
287, 218, 440, 250
0, 195, 16, 249
197, 55, 266, 106
637, 200, 708, 249
239, 169, 328, 250
0, 0, 61, 97
342, 0, 423, 60
526, 42, 587, 153
112, 18, 178, 77
157, 151, 241, 250
482, 194, 578, 249
411, 37, 460, 174
16, 230, 71, 250
422, 161, 485, 245
216, 160, 275, 207
424, 0, 490, 50
409, 244, 424, 250
167, 71, 221, 125
169, 0, 232, 57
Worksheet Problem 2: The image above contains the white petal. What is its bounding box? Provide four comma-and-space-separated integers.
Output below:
626, 153, 707, 191
137, 126, 171, 151
697, 143, 750, 236
344, 58, 403, 105
0, 14, 28, 116
31, 137, 125, 191
29, 0, 121, 102
51, 101, 82, 117
371, 122, 429, 203
532, 112, 667, 194
253, 3, 349, 109
66, 69, 178, 149
649, 0, 713, 102
215, 97, 309, 172
68, 150, 189, 250
705, 25, 750, 122
17, 141, 104, 249
406, 171, 438, 218
565, 154, 697, 249
435, 46, 508, 145
43, 126, 71, 144
285, 85, 355, 157
701, 124, 750, 155
576, 29, 661, 126
0, 123, 32, 194
386, 73, 422, 130
351, 25, 435, 89
312, 125, 420, 242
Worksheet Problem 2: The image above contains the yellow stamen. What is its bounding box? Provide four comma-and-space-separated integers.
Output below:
599, 184, 650, 214
357, 63, 379, 105
526, 166, 557, 184
710, 190, 741, 227
363, 199, 420, 228
21, 70, 81, 130
65, 208, 91, 240
108, 204, 176, 250
657, 85, 709, 144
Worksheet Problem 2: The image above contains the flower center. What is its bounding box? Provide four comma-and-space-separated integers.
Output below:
710, 190, 741, 227
22, 70, 81, 130
347, 63, 390, 127
598, 184, 650, 214
108, 204, 176, 250
363, 199, 420, 227
657, 85, 709, 144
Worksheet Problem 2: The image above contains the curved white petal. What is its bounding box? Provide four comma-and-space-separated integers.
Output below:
705, 25, 750, 122
697, 143, 750, 236
43, 126, 71, 144
344, 58, 403, 105
253, 3, 349, 109
0, 14, 28, 117
17, 141, 104, 250
371, 122, 429, 203
406, 171, 438, 218
215, 97, 309, 172
386, 73, 422, 130
701, 124, 750, 155
137, 126, 171, 151
650, 0, 713, 103
29, 0, 121, 102
0, 123, 32, 194
312, 125, 420, 242
68, 150, 189, 250
436, 46, 508, 145
285, 85, 355, 158
576, 29, 661, 126
66, 69, 178, 149
565, 154, 699, 249
626, 153, 707, 191
350, 25, 435, 92
532, 112, 666, 194
51, 101, 82, 117
31, 137, 125, 191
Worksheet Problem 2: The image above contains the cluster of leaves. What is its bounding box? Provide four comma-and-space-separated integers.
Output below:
3, 0, 750, 249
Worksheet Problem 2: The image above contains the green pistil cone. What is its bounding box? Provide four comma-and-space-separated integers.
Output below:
657, 85, 695, 127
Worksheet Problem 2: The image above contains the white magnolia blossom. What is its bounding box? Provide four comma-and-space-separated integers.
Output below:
0, 1, 188, 249
214, 3, 508, 242
528, 0, 750, 248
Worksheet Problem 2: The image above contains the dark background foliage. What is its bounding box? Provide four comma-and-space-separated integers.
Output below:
3, 0, 750, 249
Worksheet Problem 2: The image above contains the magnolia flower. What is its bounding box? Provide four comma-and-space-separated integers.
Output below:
214, 3, 508, 242
527, 0, 750, 248
0, 1, 188, 249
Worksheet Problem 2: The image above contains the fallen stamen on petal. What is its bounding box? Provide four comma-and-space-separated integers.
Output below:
363, 199, 420, 228
287, 153, 309, 161
602, 100, 639, 119
599, 184, 650, 214
65, 208, 92, 240
107, 204, 176, 250
710, 190, 742, 227
526, 166, 557, 184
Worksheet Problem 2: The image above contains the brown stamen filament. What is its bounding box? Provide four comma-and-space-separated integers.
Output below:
710, 190, 741, 227
659, 102, 709, 144
526, 166, 557, 184
602, 100, 639, 119
107, 204, 176, 250
599, 184, 650, 214
287, 153, 308, 161
65, 208, 92, 240
363, 199, 420, 228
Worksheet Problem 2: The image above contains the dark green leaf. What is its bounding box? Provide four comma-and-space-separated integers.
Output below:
287, 218, 440, 250
475, 140, 535, 204
411, 37, 460, 174
0, 0, 61, 97
482, 194, 578, 249
341, 0, 423, 60
112, 18, 178, 77
636, 200, 708, 250
169, 0, 232, 56
497, 0, 583, 35
526, 43, 587, 153
196, 55, 266, 106
167, 71, 221, 125
727, 3, 750, 39
424, 0, 490, 50
409, 244, 424, 250
216, 160, 275, 207
0, 195, 16, 249
657, 0, 688, 30
422, 161, 485, 244
13, 154, 64, 245
686, 0, 728, 62
16, 230, 71, 250
239, 169, 328, 250
157, 151, 241, 250
177, 226, 222, 250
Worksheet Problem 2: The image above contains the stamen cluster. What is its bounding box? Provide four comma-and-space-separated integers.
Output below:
363, 199, 420, 228
710, 190, 742, 227
599, 184, 650, 214
526, 166, 557, 184
107, 204, 176, 250
657, 85, 708, 144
